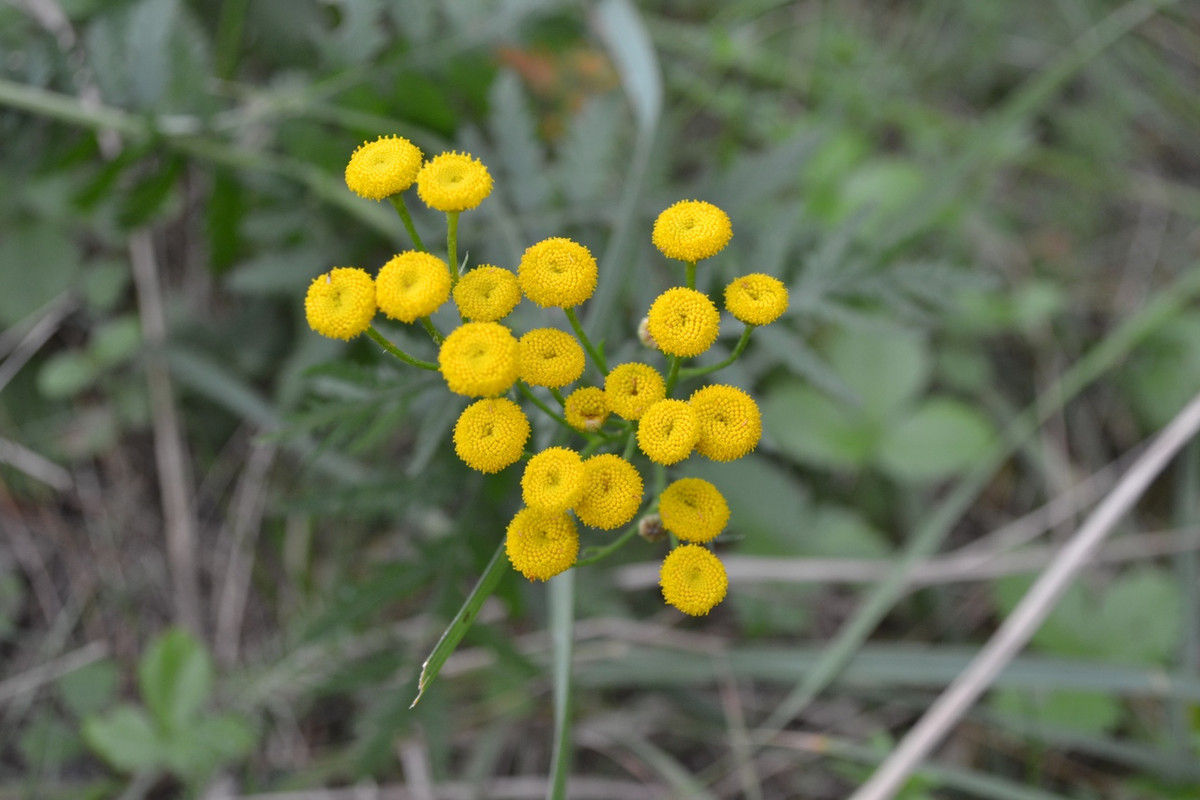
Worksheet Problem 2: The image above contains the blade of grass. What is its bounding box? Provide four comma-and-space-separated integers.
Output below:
410, 541, 509, 708
1169, 443, 1200, 776
547, 570, 575, 800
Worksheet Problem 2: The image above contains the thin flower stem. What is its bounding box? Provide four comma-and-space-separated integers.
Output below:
685, 261, 697, 289
622, 428, 637, 461
664, 356, 682, 396
575, 522, 641, 567
550, 387, 567, 408
420, 316, 444, 345
516, 381, 571, 431
679, 325, 754, 379
366, 326, 438, 370
565, 306, 607, 375
446, 211, 460, 284
389, 196, 426, 252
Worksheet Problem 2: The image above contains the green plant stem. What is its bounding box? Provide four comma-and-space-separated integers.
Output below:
685, 261, 697, 289
447, 211, 460, 283
575, 522, 641, 567
680, 326, 754, 379
550, 387, 567, 407
389, 196, 426, 252
547, 570, 575, 800
420, 317, 444, 345
622, 428, 637, 460
664, 356, 682, 396
366, 326, 438, 371
564, 307, 607, 375
516, 382, 571, 431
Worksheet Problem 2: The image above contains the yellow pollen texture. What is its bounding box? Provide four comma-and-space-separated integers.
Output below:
636, 399, 700, 465
659, 545, 728, 616
689, 384, 762, 462
517, 237, 598, 308
417, 151, 493, 212
652, 199, 733, 262
646, 287, 720, 358
506, 507, 579, 581
452, 397, 530, 474
724, 273, 789, 326
304, 267, 376, 340
453, 265, 521, 322
574, 454, 643, 530
658, 477, 729, 543
605, 363, 666, 421
564, 386, 609, 432
438, 322, 520, 397
344, 135, 423, 200
518, 328, 585, 389
375, 251, 451, 323
521, 446, 585, 512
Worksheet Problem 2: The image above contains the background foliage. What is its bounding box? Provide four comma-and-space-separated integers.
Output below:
1, 0, 1199, 797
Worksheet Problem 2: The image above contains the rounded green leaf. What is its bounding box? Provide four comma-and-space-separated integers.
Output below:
138, 628, 212, 733
826, 326, 929, 421
876, 398, 994, 483
762, 381, 877, 470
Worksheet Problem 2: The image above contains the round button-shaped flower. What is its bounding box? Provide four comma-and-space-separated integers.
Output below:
375, 251, 451, 323
517, 237, 598, 308
417, 151, 493, 212
506, 507, 578, 582
453, 265, 521, 322
564, 386, 609, 433
660, 545, 728, 616
652, 200, 732, 263
438, 322, 519, 397
305, 267, 376, 341
637, 399, 700, 465
521, 447, 585, 512
574, 454, 643, 530
646, 288, 720, 358
605, 363, 665, 421
345, 135, 422, 200
689, 384, 762, 462
724, 273, 789, 326
518, 328, 585, 389
658, 477, 729, 543
453, 398, 530, 474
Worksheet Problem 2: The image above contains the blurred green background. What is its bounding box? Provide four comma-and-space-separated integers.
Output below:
2, 0, 1199, 797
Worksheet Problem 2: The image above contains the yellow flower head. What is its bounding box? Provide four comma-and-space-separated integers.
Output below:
506, 507, 578, 582
518, 237, 598, 308
375, 251, 452, 323
416, 151, 493, 212
646, 287, 720, 358
724, 273, 789, 326
344, 135, 423, 200
689, 384, 762, 462
652, 200, 732, 263
453, 265, 521, 322
637, 399, 700, 465
438, 322, 520, 397
658, 477, 729, 543
605, 363, 666, 421
660, 545, 728, 616
453, 398, 530, 474
304, 267, 376, 340
521, 446, 585, 512
574, 454, 644, 530
519, 328, 585, 389
564, 386, 609, 433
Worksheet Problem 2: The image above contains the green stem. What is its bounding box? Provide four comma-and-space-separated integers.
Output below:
685, 261, 697, 289
622, 428, 637, 461
516, 381, 572, 431
550, 387, 567, 408
389, 196, 426, 252
565, 307, 607, 375
664, 356, 682, 396
366, 326, 438, 371
679, 325, 754, 379
575, 522, 642, 567
547, 570, 575, 800
446, 211, 460, 284
420, 316, 444, 345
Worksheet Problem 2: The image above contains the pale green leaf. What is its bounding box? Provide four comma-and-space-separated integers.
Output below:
876, 398, 995, 483
138, 628, 212, 733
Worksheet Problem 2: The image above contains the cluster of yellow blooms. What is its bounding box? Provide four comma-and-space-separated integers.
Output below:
305, 135, 789, 616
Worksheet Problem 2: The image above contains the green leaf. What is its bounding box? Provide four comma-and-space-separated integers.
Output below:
826, 325, 929, 421
138, 628, 212, 733
58, 659, 120, 719
1095, 567, 1181, 664
762, 380, 877, 470
90, 315, 142, 369
875, 398, 995, 483
991, 688, 1122, 735
807, 505, 891, 559
162, 712, 256, 777
80, 260, 132, 313
489, 70, 549, 216
19, 713, 84, 768
1123, 314, 1200, 429
82, 705, 165, 772
37, 352, 100, 400
0, 222, 80, 328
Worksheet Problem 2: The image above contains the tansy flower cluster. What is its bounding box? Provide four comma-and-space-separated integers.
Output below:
304, 137, 789, 617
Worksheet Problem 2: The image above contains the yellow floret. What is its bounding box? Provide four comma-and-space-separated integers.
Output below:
438, 322, 520, 397
375, 251, 452, 323
659, 545, 728, 616
563, 386, 609, 433
646, 287, 720, 358
652, 200, 733, 263
658, 477, 729, 543
416, 151, 493, 212
453, 398, 530, 474
574, 454, 643, 530
344, 135, 423, 201
304, 267, 376, 341
453, 265, 521, 322
517, 237, 598, 308
604, 363, 666, 421
521, 447, 585, 512
506, 507, 578, 582
636, 399, 700, 465
519, 328, 585, 389
689, 384, 762, 462
724, 273, 789, 326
